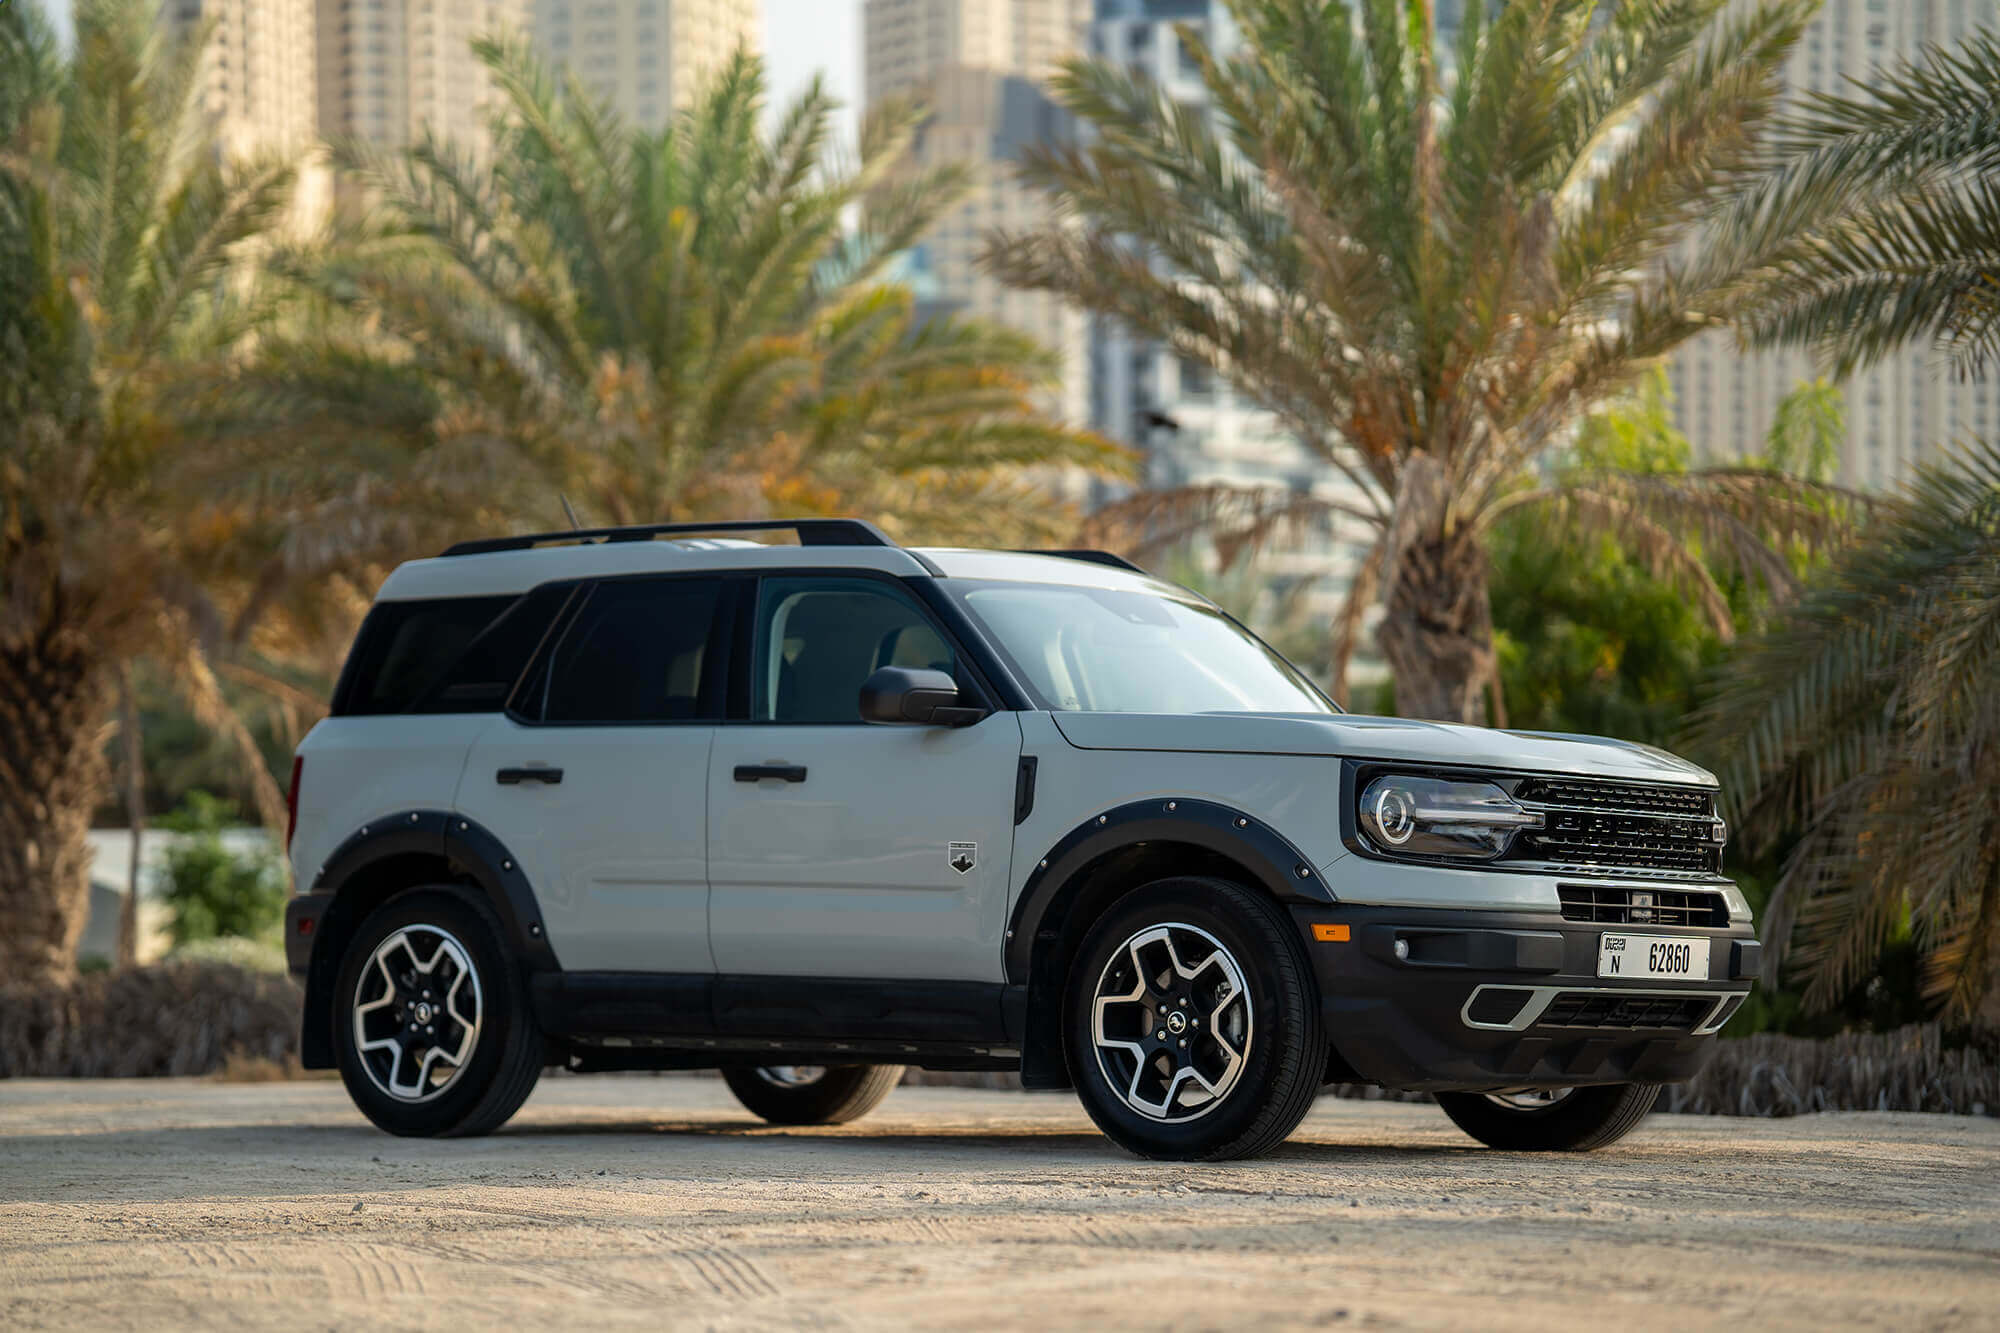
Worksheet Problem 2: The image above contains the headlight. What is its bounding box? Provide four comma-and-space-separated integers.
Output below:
1357, 775, 1544, 860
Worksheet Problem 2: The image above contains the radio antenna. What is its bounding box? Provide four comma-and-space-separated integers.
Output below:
559, 494, 582, 530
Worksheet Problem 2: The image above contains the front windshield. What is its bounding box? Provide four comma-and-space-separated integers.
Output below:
952, 581, 1336, 715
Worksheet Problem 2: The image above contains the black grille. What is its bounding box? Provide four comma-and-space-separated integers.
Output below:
1558, 884, 1729, 927
1507, 779, 1720, 875
1536, 992, 1717, 1031
1514, 778, 1714, 819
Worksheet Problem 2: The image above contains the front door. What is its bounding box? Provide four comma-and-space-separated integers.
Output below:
456, 575, 726, 973
707, 575, 1022, 982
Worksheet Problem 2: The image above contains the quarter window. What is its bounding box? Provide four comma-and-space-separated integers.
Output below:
752, 578, 956, 724
416, 583, 572, 713
337, 595, 519, 716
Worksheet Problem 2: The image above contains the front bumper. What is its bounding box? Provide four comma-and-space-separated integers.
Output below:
1291, 904, 1758, 1093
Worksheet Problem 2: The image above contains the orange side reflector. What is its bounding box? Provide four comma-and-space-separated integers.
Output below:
1311, 923, 1350, 943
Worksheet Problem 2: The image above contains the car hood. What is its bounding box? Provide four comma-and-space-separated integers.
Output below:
1048, 711, 1717, 787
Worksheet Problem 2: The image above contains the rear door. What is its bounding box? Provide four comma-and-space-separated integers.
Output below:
455, 575, 729, 973
706, 574, 1022, 982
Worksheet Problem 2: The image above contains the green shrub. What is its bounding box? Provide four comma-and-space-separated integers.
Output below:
156, 791, 286, 947
168, 935, 289, 975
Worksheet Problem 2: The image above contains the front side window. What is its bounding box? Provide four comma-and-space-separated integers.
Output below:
752, 577, 957, 724
539, 578, 722, 724
950, 581, 1332, 715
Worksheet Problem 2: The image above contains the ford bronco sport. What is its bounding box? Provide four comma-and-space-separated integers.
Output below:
284, 519, 1758, 1160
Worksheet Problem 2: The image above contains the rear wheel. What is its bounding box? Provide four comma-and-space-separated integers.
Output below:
1064, 876, 1323, 1161
721, 1064, 903, 1125
1435, 1083, 1661, 1151
333, 887, 544, 1137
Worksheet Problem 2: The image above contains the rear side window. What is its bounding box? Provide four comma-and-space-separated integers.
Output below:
537, 578, 723, 724
334, 588, 566, 716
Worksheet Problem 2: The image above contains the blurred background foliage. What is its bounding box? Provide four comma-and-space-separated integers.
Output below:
154, 792, 288, 951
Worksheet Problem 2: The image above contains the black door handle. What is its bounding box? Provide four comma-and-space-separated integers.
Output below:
734, 764, 807, 784
496, 767, 564, 785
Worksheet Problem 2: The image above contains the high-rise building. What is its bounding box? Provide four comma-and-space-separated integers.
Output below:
1668, 0, 2000, 488
315, 0, 531, 154
863, 0, 1091, 427
533, 0, 759, 129
161, 1, 326, 228
164, 0, 319, 160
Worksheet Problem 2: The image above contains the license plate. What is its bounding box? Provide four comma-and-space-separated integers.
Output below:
1597, 933, 1710, 981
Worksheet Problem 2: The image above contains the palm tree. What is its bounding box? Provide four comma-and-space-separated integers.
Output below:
1729, 26, 2000, 377
0, 0, 424, 987
1687, 30, 2000, 1025
984, 0, 1854, 720
263, 38, 1122, 546
1688, 444, 2000, 1025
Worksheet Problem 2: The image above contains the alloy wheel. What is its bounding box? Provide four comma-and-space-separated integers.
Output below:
351, 925, 483, 1103
1090, 922, 1252, 1122
754, 1066, 827, 1088
1483, 1087, 1575, 1111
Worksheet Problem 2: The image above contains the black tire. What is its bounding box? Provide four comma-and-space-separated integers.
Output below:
333, 886, 544, 1138
721, 1064, 904, 1125
1064, 876, 1323, 1161
1435, 1083, 1662, 1151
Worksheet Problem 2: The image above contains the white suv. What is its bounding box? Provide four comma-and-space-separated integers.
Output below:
284, 519, 1758, 1160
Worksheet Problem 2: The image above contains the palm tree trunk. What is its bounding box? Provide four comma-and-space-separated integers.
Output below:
0, 636, 114, 988
1374, 531, 1499, 725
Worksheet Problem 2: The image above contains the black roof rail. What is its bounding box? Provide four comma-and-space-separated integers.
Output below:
440, 518, 897, 558
1019, 548, 1148, 574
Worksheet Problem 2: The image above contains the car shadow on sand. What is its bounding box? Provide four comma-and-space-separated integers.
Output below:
0, 1115, 1493, 1207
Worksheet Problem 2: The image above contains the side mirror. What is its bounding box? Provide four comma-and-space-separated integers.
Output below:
859, 667, 988, 727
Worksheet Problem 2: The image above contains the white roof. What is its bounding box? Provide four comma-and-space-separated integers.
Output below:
373, 539, 1194, 602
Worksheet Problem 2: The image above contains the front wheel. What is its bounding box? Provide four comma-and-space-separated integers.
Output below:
721, 1064, 904, 1125
1065, 876, 1324, 1161
1435, 1083, 1661, 1151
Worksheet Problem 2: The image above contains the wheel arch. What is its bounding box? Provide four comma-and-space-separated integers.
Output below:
1009, 800, 1331, 1089
296, 810, 557, 1069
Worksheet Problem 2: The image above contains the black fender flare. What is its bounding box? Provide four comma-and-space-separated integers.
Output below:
1004, 798, 1333, 985
295, 810, 559, 1068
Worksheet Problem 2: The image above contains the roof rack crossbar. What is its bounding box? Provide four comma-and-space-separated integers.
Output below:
441, 518, 896, 558
1018, 548, 1147, 574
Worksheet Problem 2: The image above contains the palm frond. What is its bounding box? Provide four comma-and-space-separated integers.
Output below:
1723, 24, 2000, 374
1689, 441, 2000, 1019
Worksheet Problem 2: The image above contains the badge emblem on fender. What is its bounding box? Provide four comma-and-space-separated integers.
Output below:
948, 842, 977, 875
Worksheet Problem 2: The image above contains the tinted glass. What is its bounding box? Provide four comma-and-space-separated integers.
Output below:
753, 577, 956, 724
952, 582, 1332, 714
336, 596, 518, 716
415, 583, 572, 713
541, 579, 721, 724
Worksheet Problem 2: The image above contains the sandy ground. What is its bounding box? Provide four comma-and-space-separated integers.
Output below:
1, 1078, 1995, 1331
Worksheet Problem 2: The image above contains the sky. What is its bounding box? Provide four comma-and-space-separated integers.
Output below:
763, 0, 862, 144
37, 0, 863, 142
